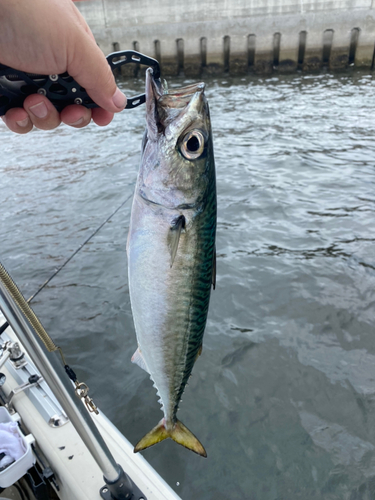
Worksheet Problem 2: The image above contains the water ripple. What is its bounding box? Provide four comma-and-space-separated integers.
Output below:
1, 71, 375, 499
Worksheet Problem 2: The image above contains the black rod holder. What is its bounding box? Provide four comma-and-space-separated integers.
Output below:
101, 464, 147, 500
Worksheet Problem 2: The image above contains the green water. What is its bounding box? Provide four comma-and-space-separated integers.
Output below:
1, 70, 375, 499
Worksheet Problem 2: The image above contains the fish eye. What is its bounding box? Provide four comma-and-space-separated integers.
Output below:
180, 130, 205, 160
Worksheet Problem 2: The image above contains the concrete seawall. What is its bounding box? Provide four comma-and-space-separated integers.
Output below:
75, 0, 375, 75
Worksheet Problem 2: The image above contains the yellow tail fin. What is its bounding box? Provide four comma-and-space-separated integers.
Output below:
134, 419, 207, 457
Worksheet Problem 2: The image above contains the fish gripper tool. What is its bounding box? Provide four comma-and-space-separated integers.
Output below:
0, 50, 161, 116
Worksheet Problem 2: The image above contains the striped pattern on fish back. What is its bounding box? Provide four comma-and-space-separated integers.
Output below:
172, 154, 216, 418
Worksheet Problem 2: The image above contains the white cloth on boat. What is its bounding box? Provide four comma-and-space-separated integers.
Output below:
0, 454, 13, 468
0, 422, 26, 467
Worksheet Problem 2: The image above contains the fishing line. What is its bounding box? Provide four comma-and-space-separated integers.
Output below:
27, 193, 133, 303
0, 194, 131, 344
0, 194, 132, 410
0, 258, 96, 410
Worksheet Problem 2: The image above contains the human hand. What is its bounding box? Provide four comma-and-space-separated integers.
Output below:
0, 0, 126, 134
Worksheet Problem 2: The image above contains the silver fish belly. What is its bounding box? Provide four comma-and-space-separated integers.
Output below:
127, 69, 216, 457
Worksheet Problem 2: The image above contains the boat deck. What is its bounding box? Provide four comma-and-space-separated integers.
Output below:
0, 313, 181, 500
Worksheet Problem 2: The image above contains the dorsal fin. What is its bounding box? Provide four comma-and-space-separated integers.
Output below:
167, 215, 185, 267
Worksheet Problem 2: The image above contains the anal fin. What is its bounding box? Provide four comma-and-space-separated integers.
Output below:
131, 347, 150, 373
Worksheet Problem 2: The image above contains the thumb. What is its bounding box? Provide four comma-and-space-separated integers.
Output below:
67, 31, 126, 113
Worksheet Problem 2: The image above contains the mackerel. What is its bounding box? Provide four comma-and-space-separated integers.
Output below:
127, 69, 216, 457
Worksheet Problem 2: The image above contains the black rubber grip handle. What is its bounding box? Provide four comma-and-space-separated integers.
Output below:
0, 50, 160, 116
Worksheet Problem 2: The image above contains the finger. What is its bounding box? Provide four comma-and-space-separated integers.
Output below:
23, 94, 61, 130
3, 108, 33, 134
67, 30, 126, 114
91, 108, 114, 127
61, 104, 92, 128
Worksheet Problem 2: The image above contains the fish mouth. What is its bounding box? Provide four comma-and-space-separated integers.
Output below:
145, 68, 206, 141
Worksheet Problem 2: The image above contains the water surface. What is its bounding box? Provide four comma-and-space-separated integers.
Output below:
1, 70, 375, 499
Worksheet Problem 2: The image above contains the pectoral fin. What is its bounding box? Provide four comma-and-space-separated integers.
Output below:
131, 347, 149, 373
167, 215, 186, 268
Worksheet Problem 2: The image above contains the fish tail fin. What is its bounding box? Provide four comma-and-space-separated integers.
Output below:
170, 419, 207, 457
134, 418, 207, 457
134, 419, 169, 452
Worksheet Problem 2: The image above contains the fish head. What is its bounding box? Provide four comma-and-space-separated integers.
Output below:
138, 68, 214, 209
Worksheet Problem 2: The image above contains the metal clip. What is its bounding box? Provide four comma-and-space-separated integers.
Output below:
74, 381, 99, 415
8, 341, 28, 369
5, 374, 43, 413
